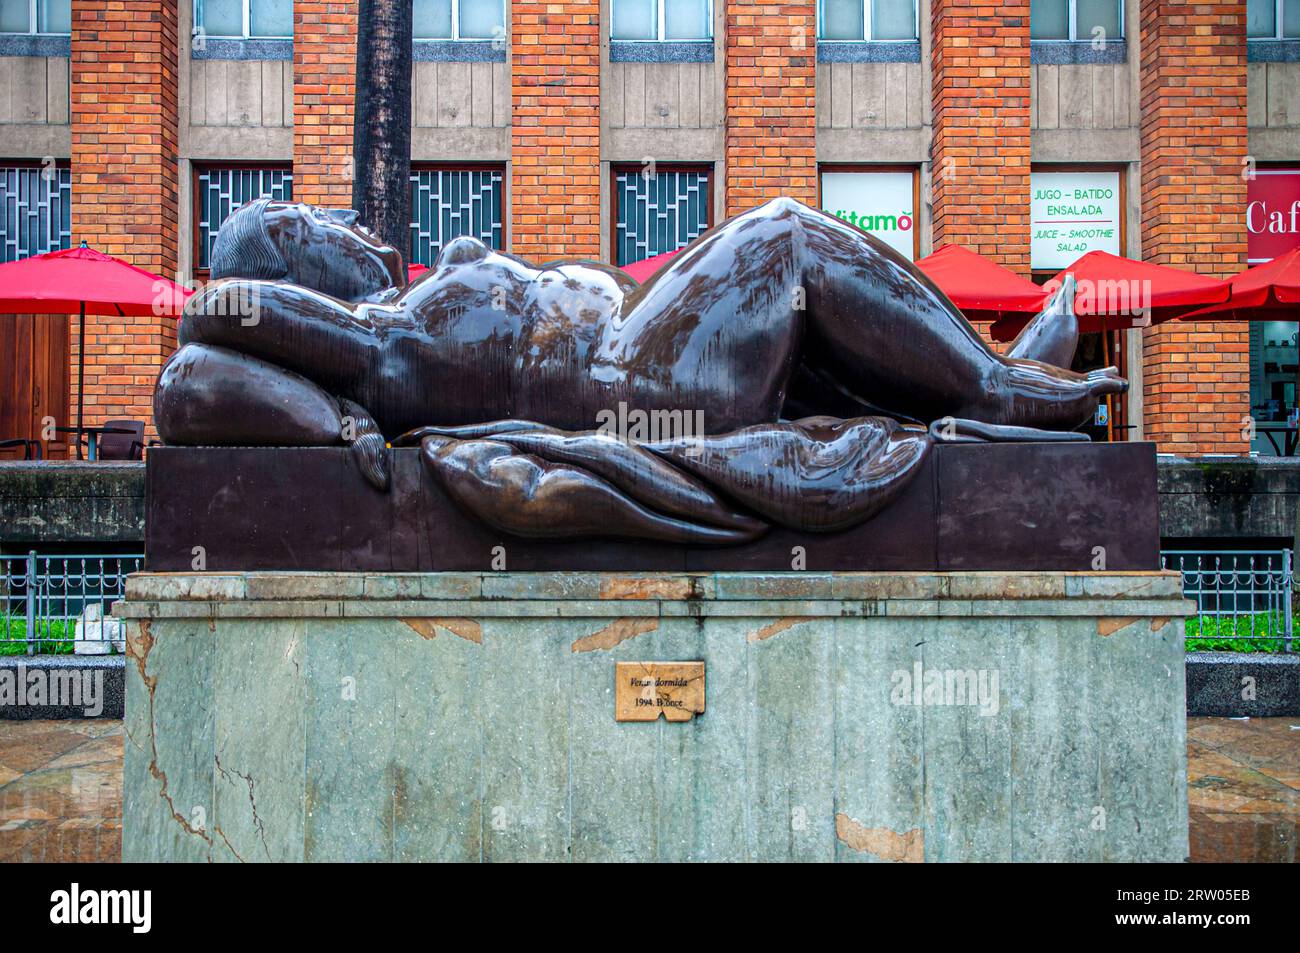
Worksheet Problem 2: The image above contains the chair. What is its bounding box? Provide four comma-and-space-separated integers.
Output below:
98, 419, 146, 461
0, 438, 42, 459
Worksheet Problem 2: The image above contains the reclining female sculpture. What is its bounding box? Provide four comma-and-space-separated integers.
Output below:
155, 197, 1124, 543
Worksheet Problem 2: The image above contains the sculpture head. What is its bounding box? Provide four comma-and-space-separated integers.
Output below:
210, 199, 405, 302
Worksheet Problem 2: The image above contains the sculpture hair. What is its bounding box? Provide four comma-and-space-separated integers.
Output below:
209, 198, 288, 281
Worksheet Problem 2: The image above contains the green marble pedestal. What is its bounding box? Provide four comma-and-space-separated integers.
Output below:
114, 571, 1192, 862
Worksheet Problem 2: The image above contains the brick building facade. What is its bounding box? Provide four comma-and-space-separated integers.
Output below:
69, 0, 180, 432
1138, 0, 1251, 456
1, 0, 1298, 458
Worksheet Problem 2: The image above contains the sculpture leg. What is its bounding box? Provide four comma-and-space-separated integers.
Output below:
155, 343, 390, 489
762, 200, 1125, 430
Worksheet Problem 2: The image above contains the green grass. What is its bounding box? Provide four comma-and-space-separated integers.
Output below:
1, 617, 75, 656
1185, 612, 1296, 653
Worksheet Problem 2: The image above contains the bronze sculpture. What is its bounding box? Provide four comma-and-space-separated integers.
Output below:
156, 197, 1124, 542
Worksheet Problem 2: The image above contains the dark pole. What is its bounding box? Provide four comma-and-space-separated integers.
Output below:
352, 0, 413, 261
75, 301, 85, 460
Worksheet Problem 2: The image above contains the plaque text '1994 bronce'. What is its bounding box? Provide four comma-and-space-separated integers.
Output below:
615, 662, 706, 722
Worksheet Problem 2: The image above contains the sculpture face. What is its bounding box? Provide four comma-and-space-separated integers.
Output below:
262, 201, 406, 301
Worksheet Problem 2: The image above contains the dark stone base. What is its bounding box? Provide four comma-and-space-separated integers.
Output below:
0, 656, 124, 719
1185, 652, 1300, 717
145, 442, 1160, 572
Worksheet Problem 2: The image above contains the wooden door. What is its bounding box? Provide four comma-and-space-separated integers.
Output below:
0, 313, 70, 459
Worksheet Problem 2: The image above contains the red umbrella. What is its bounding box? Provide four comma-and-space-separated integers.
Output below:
622, 250, 681, 283
1178, 246, 1300, 321
0, 243, 193, 457
992, 250, 1229, 340
915, 245, 1047, 324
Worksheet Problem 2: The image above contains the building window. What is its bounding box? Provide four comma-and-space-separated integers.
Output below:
612, 165, 712, 268
1247, 168, 1300, 454
1030, 0, 1123, 41
819, 166, 918, 261
414, 0, 506, 40
194, 165, 293, 273
612, 0, 713, 41
1029, 168, 1122, 271
0, 164, 71, 262
818, 0, 917, 40
1249, 0, 1300, 39
409, 165, 504, 266
1250, 322, 1299, 453
194, 0, 292, 39
0, 0, 71, 34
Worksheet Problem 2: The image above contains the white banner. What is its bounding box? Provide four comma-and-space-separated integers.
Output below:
1031, 170, 1122, 270
820, 171, 916, 261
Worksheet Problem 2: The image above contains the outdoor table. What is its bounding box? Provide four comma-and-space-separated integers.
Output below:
1255, 423, 1298, 457
54, 425, 139, 461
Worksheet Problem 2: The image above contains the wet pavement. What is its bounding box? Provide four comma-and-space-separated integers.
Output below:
0, 717, 1295, 862
0, 720, 121, 863
1187, 717, 1300, 863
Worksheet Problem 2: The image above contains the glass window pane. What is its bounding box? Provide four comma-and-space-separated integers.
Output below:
614, 169, 710, 267
871, 0, 914, 39
821, 0, 864, 39
458, 0, 504, 38
249, 0, 292, 36
409, 167, 504, 266
1030, 0, 1069, 38
413, 0, 452, 37
613, 0, 656, 39
201, 0, 244, 36
0, 165, 71, 260
1076, 0, 1120, 40
0, 0, 31, 33
196, 166, 292, 270
1248, 0, 1277, 36
665, 0, 709, 39
37, 0, 70, 34
1284, 0, 1299, 37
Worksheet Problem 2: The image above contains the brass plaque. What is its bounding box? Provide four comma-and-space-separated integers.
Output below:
615, 662, 705, 722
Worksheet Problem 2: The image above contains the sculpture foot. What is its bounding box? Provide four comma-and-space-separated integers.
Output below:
1006, 273, 1079, 369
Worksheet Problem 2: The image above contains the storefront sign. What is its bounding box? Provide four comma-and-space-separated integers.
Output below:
1247, 169, 1300, 263
820, 170, 917, 260
1030, 170, 1122, 270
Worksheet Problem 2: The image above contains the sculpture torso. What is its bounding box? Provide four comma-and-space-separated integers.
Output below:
339, 231, 800, 436
159, 197, 1127, 540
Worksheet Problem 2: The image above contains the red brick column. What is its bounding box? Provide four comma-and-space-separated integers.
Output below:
723, 0, 816, 215
293, 0, 358, 208
511, 0, 600, 260
929, 0, 1032, 274
69, 0, 180, 441
1139, 0, 1249, 455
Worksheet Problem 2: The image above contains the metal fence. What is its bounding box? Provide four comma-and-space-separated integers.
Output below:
1161, 549, 1294, 652
0, 552, 143, 656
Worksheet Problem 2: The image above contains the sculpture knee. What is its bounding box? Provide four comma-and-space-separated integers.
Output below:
155, 344, 345, 447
